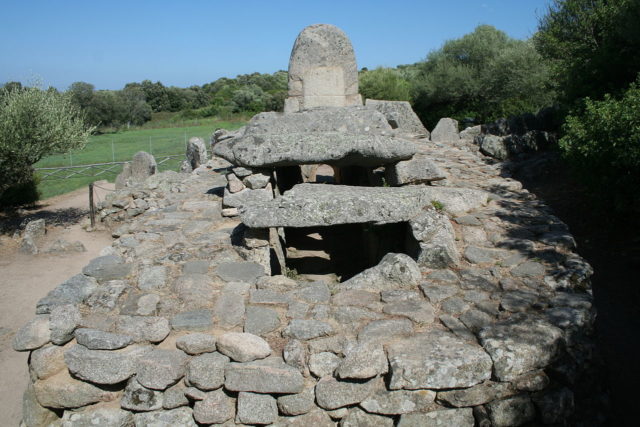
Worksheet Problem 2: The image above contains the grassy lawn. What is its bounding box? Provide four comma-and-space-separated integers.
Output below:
35, 118, 245, 199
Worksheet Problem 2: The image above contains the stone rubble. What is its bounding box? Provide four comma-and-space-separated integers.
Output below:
16, 23, 601, 427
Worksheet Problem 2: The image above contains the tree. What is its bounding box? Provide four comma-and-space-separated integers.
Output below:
0, 85, 93, 199
359, 67, 411, 102
535, 0, 640, 103
411, 25, 554, 127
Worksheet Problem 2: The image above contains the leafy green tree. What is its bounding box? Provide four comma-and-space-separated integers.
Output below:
359, 67, 411, 101
0, 85, 93, 200
559, 76, 640, 212
535, 0, 640, 103
411, 25, 554, 127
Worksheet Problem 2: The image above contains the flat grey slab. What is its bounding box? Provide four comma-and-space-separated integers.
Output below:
241, 183, 488, 227
214, 132, 416, 168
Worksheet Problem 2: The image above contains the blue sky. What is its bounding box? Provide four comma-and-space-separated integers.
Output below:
0, 0, 551, 90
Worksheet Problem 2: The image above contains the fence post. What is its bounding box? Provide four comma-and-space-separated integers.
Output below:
111, 138, 115, 162
89, 182, 96, 228
69, 151, 73, 166
149, 136, 152, 154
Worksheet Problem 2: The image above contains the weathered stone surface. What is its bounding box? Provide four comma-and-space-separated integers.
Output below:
250, 289, 291, 305
387, 330, 492, 389
186, 352, 229, 390
114, 315, 170, 343
386, 155, 446, 186
439, 314, 476, 342
420, 283, 459, 304
163, 382, 190, 409
283, 339, 307, 372
291, 281, 331, 304
22, 382, 60, 427
486, 394, 535, 427
82, 255, 132, 282
460, 308, 495, 333
241, 184, 488, 227
216, 261, 265, 284
511, 261, 546, 277
237, 392, 278, 424
243, 171, 272, 189
479, 313, 563, 381
460, 124, 482, 141
332, 289, 380, 306
277, 386, 316, 415
187, 137, 208, 169
85, 279, 126, 311
366, 99, 429, 137
383, 300, 435, 324
224, 357, 305, 393
138, 265, 167, 290
61, 407, 134, 427
285, 24, 362, 112
172, 274, 214, 307
360, 389, 435, 415
36, 274, 98, 314
273, 409, 334, 427
244, 306, 281, 336
315, 376, 377, 410
175, 333, 216, 355
437, 381, 512, 407
217, 332, 272, 362
115, 151, 157, 189
342, 253, 421, 292
193, 389, 235, 424
223, 185, 274, 209
480, 134, 509, 160
49, 304, 81, 345
358, 318, 414, 344
398, 408, 474, 427
121, 378, 163, 411
283, 319, 334, 340
136, 349, 189, 390
410, 210, 459, 268
30, 345, 66, 379
431, 118, 460, 142
309, 352, 341, 377
133, 407, 196, 427
64, 344, 153, 384
170, 310, 213, 331
34, 370, 118, 409
336, 343, 387, 379
341, 407, 394, 427
213, 290, 246, 327
219, 132, 416, 168
13, 315, 50, 351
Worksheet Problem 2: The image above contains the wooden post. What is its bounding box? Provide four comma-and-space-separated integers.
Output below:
89, 182, 96, 228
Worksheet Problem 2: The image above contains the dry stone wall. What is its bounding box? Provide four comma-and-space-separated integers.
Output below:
15, 134, 601, 426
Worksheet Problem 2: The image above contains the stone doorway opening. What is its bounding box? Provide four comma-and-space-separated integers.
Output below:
282, 222, 419, 281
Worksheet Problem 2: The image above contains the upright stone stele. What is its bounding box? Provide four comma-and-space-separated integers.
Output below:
284, 24, 363, 113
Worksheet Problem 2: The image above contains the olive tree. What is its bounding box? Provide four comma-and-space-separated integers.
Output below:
0, 85, 94, 199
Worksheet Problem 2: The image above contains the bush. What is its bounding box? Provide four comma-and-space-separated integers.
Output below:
0, 85, 93, 202
560, 76, 640, 212
412, 25, 554, 128
359, 67, 411, 102
0, 175, 40, 207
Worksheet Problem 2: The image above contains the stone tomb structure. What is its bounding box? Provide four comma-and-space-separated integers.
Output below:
15, 24, 601, 426
284, 24, 363, 113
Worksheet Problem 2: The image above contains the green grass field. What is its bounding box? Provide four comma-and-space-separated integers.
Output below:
35, 118, 246, 199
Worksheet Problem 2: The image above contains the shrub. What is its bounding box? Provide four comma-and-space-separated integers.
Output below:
359, 67, 411, 102
559, 76, 640, 212
0, 85, 93, 203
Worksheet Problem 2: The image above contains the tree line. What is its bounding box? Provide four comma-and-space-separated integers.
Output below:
1, 0, 639, 211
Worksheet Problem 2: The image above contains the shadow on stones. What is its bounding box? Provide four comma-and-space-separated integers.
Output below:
0, 207, 87, 235
284, 222, 413, 281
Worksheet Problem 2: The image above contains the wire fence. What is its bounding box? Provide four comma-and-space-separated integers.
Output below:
34, 134, 194, 181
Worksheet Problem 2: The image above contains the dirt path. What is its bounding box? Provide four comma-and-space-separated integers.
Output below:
0, 183, 115, 426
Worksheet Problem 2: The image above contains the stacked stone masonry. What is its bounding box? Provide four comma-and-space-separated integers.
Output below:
15, 24, 600, 426
15, 133, 598, 426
